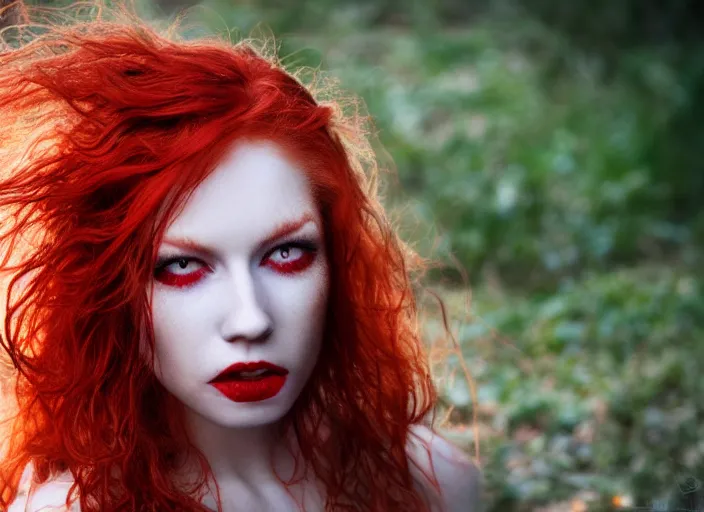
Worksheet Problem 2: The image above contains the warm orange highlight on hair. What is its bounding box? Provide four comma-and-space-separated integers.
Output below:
0, 3, 438, 510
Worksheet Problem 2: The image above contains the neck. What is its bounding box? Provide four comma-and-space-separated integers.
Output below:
174, 407, 302, 495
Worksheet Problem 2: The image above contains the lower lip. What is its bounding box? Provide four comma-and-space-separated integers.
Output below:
210, 374, 287, 403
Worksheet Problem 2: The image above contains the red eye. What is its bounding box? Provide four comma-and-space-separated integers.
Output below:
154, 257, 209, 288
154, 241, 318, 287
263, 243, 316, 274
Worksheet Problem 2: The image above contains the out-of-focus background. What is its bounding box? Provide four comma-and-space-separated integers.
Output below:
3, 0, 704, 510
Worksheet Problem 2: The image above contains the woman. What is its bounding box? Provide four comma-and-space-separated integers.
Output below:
0, 3, 480, 511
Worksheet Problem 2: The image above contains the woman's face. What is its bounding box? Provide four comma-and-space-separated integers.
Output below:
149, 140, 329, 429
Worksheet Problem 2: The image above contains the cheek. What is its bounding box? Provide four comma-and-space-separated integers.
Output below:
291, 265, 328, 317
266, 269, 328, 353
296, 267, 329, 351
148, 295, 198, 380
308, 258, 330, 307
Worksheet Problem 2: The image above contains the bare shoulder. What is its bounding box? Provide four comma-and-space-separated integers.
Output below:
406, 424, 482, 512
8, 470, 80, 512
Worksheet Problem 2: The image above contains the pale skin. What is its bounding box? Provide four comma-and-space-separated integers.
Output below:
9, 140, 481, 512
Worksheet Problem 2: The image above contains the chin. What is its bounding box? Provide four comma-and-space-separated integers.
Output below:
203, 410, 287, 429
193, 393, 295, 429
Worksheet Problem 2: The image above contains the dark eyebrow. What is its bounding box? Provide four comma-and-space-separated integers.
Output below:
161, 212, 318, 254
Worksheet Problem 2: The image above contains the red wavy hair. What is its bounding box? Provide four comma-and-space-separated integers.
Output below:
0, 2, 439, 510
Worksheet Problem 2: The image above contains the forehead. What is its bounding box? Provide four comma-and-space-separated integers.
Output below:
163, 140, 319, 244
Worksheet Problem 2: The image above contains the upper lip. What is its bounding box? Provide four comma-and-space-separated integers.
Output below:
209, 361, 289, 383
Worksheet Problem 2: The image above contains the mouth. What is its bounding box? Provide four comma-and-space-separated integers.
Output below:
209, 361, 289, 403
209, 360, 289, 383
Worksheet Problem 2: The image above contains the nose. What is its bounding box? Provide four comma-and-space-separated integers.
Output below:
219, 262, 272, 343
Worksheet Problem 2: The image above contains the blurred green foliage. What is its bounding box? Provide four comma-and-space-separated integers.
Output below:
442, 268, 704, 510
18, 0, 704, 510
171, 0, 704, 290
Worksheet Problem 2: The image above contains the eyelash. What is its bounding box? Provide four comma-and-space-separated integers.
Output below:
153, 239, 319, 288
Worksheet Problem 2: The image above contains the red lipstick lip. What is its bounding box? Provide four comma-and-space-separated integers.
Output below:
209, 361, 288, 383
